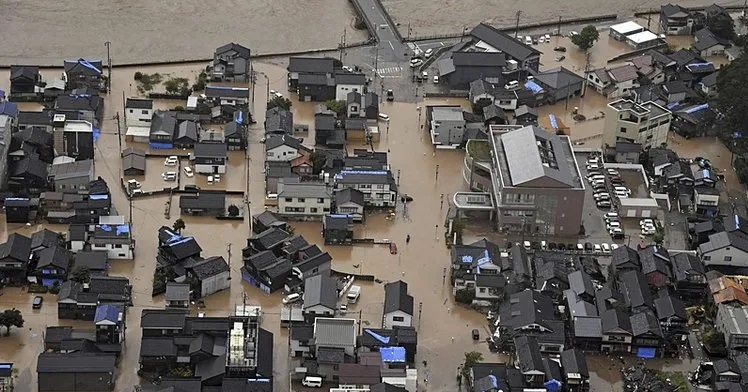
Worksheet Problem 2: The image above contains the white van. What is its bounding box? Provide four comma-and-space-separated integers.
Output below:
302, 376, 323, 388
525, 36, 533, 45
347, 285, 361, 304
378, 113, 390, 122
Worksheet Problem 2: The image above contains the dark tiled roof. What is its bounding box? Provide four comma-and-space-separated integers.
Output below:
630, 310, 663, 338
470, 23, 541, 61
189, 256, 229, 279
37, 352, 115, 373
638, 245, 671, 277
384, 280, 414, 315
194, 142, 227, 158
35, 246, 71, 270
612, 245, 640, 269
0, 233, 31, 262
31, 229, 63, 250
335, 187, 365, 206
514, 335, 544, 373
561, 349, 589, 377
618, 270, 652, 309
287, 57, 335, 73
671, 252, 705, 282
141, 309, 188, 329
499, 289, 554, 330
452, 52, 506, 67
126, 98, 153, 109
601, 309, 632, 334
654, 292, 687, 320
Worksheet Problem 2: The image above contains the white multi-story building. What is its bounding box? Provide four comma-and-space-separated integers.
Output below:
604, 99, 671, 149
277, 182, 332, 220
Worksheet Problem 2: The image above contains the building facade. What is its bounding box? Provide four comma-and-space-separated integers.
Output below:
604, 99, 671, 149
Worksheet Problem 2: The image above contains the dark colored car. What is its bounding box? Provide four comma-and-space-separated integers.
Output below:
584, 242, 593, 252
386, 89, 394, 101
472, 329, 480, 340
184, 185, 201, 192
33, 296, 43, 309
554, 46, 567, 52
548, 242, 557, 250
557, 243, 566, 250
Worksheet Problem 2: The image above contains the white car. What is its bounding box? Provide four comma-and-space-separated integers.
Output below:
640, 219, 654, 227
342, 65, 353, 72
642, 228, 656, 235
601, 243, 611, 253
162, 171, 177, 181
607, 221, 621, 228
164, 156, 178, 166
282, 293, 301, 304
604, 212, 619, 220
587, 164, 601, 170
504, 80, 520, 90
273, 92, 283, 98
593, 244, 602, 253
183, 166, 194, 177
409, 58, 423, 68
424, 48, 434, 58
587, 157, 599, 164
594, 192, 610, 199
611, 244, 619, 250
569, 31, 579, 37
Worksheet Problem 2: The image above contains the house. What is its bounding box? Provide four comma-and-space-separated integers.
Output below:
671, 252, 707, 300
148, 111, 177, 148
514, 335, 546, 388
122, 148, 146, 176
314, 111, 339, 147
586, 64, 639, 98
498, 289, 565, 352
617, 270, 652, 312
297, 73, 337, 101
277, 182, 332, 220
609, 21, 646, 40
535, 253, 570, 301
698, 231, 748, 271
661, 4, 695, 35
289, 247, 332, 291
358, 327, 418, 364
335, 72, 367, 101
534, 67, 585, 102
10, 65, 41, 95
638, 245, 672, 288
333, 170, 397, 208
55, 94, 105, 127
438, 52, 507, 89
364, 92, 379, 120
89, 224, 133, 260
265, 134, 309, 162
312, 317, 357, 380
212, 42, 251, 82
601, 309, 633, 353
383, 281, 414, 328
626, 31, 663, 50
60, 119, 96, 160
9, 156, 49, 196
287, 57, 336, 91
32, 246, 71, 287
469, 23, 541, 71
560, 349, 589, 392
672, 103, 717, 138
345, 117, 369, 141
303, 274, 338, 320
165, 283, 190, 309
193, 142, 227, 174
514, 105, 538, 126
57, 275, 132, 320
48, 159, 94, 194
291, 154, 314, 176
654, 291, 687, 335
265, 107, 293, 136
717, 304, 748, 356
693, 28, 729, 57
185, 256, 230, 298
251, 211, 289, 234
72, 251, 109, 276
710, 274, 748, 307
37, 352, 117, 392
603, 99, 671, 149
63, 59, 104, 91
173, 121, 199, 149
179, 191, 226, 216
16, 109, 54, 133
224, 112, 248, 151
333, 187, 365, 222
244, 227, 291, 255
630, 310, 664, 357
486, 125, 584, 236
242, 249, 292, 293
0, 233, 32, 285
428, 106, 466, 148
125, 98, 153, 128
613, 141, 642, 164
204, 86, 250, 107
338, 363, 381, 389
323, 214, 353, 245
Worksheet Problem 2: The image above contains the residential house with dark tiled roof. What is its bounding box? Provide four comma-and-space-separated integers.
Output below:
31, 246, 71, 287
671, 252, 707, 301
242, 249, 292, 293
611, 245, 641, 273
498, 289, 565, 353
601, 309, 633, 353
561, 348, 590, 392
311, 317, 357, 381
63, 59, 104, 91
617, 270, 652, 312
0, 233, 32, 285
303, 274, 337, 321
57, 275, 132, 320
184, 256, 230, 298
513, 335, 546, 388
534, 252, 570, 301
660, 4, 695, 35
692, 28, 730, 57
212, 42, 251, 83
638, 245, 672, 288
654, 291, 688, 335
383, 280, 414, 328
630, 310, 664, 357
469, 23, 541, 71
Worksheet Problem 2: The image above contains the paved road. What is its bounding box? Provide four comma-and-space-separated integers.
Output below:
353, 0, 407, 61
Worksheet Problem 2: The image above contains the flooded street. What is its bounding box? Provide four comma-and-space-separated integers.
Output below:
382, 0, 742, 38
0, 63, 497, 391
0, 1, 367, 65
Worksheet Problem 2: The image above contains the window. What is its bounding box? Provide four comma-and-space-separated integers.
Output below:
620, 127, 627, 133
317, 198, 325, 203
142, 110, 148, 115
725, 256, 733, 262
479, 288, 486, 293
703, 255, 711, 261
310, 208, 318, 213
392, 316, 405, 322
298, 198, 305, 202
285, 198, 293, 202
129, 109, 134, 113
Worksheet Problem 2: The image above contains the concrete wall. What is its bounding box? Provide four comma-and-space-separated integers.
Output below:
384, 309, 412, 329
200, 271, 230, 297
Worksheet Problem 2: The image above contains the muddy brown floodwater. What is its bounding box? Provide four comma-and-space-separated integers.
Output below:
0, 63, 500, 391
0, 1, 368, 65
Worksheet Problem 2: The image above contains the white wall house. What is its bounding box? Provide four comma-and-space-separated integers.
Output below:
383, 281, 414, 329
125, 98, 153, 127
698, 231, 748, 269
604, 99, 672, 149
335, 73, 366, 101
278, 182, 332, 220
265, 135, 308, 162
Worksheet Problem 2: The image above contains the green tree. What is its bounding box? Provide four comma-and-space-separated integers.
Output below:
703, 327, 726, 353
705, 12, 736, 41
325, 99, 347, 117
0, 308, 24, 336
164, 77, 191, 96
172, 218, 186, 234
653, 232, 665, 245
571, 25, 600, 51
454, 288, 475, 305
309, 150, 327, 174
716, 53, 748, 137
227, 204, 240, 217
70, 266, 91, 283
267, 96, 292, 111
461, 351, 484, 383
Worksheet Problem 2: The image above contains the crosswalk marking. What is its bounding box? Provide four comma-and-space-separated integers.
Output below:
376, 66, 402, 77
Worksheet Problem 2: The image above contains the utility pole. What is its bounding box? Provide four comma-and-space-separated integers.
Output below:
557, 16, 562, 36
440, 193, 444, 210
121, 91, 127, 129
104, 41, 111, 93
647, 13, 652, 30
374, 45, 379, 88
115, 112, 122, 153
581, 50, 592, 96
250, 65, 256, 109
339, 29, 347, 63
226, 243, 232, 281
435, 164, 439, 180
514, 11, 522, 38
407, 23, 412, 40
397, 169, 401, 187
417, 302, 423, 330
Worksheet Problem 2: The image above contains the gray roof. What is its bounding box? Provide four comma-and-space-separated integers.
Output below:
265, 134, 307, 151
499, 289, 555, 330
335, 187, 365, 206
73, 251, 108, 271
384, 280, 414, 315
452, 51, 506, 67
194, 142, 227, 158
470, 23, 541, 61
141, 309, 188, 329
150, 111, 177, 138
630, 310, 663, 338
607, 64, 639, 82
315, 113, 336, 131
573, 316, 602, 338
601, 309, 632, 334
165, 283, 190, 302
612, 245, 640, 269
49, 159, 93, 180
534, 67, 584, 90
693, 28, 725, 51
303, 274, 337, 310
514, 335, 544, 373
561, 349, 589, 377
176, 121, 198, 141
265, 107, 293, 134
671, 252, 705, 282
565, 290, 598, 318
347, 91, 362, 104
180, 191, 226, 210
500, 125, 576, 188
205, 86, 249, 98
126, 98, 153, 109
515, 105, 537, 118
638, 245, 671, 277
278, 182, 331, 199
654, 292, 687, 320
618, 270, 652, 309
37, 352, 116, 373
313, 317, 356, 347
568, 270, 595, 298
36, 246, 70, 270
288, 57, 335, 73
437, 58, 456, 76
700, 231, 748, 255
215, 42, 251, 59
661, 3, 690, 17
189, 256, 229, 279
335, 72, 366, 85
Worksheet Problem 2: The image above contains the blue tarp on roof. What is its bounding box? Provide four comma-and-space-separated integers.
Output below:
461, 255, 473, 263
0, 89, 5, 98
545, 379, 562, 392
150, 142, 174, 149
684, 103, 709, 114
78, 59, 102, 74
99, 224, 113, 232
380, 347, 406, 362
549, 114, 558, 129
41, 278, 62, 287
90, 194, 109, 200
637, 347, 656, 358
94, 304, 121, 323
364, 329, 390, 344
666, 102, 681, 110
0, 101, 19, 117
236, 111, 244, 124
93, 127, 100, 142
525, 80, 544, 94
116, 225, 129, 236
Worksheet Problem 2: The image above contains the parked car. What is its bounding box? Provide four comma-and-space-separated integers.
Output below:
433, 75, 439, 84
568, 31, 579, 37
386, 89, 394, 101
127, 179, 141, 189
593, 244, 602, 253
554, 46, 567, 52
162, 171, 177, 181
409, 58, 423, 68
597, 200, 612, 208
505, 80, 520, 90
555, 55, 566, 62
472, 329, 480, 340
282, 293, 301, 304
32, 296, 43, 309
601, 243, 611, 253
425, 48, 434, 58
164, 156, 178, 166
640, 219, 654, 227
593, 192, 610, 199
604, 212, 619, 220
183, 166, 194, 177
607, 168, 619, 175
378, 113, 390, 122
587, 163, 601, 170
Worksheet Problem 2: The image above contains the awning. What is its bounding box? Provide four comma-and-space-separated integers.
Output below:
637, 347, 656, 358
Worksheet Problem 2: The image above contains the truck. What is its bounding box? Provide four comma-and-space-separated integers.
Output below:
346, 285, 361, 303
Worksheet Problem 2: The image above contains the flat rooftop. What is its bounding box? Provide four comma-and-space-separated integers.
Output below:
453, 192, 494, 210
627, 30, 660, 44
610, 21, 644, 35
609, 99, 669, 119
